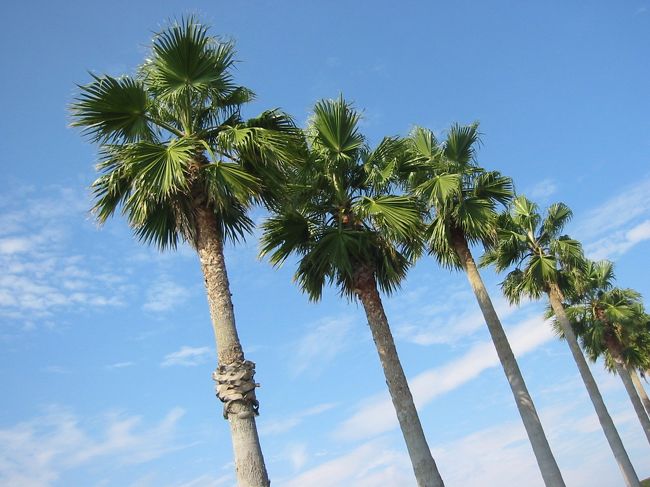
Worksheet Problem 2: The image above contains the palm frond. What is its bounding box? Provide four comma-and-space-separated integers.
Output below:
71, 74, 152, 143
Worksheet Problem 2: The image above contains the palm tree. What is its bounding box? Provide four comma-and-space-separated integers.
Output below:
70, 18, 299, 487
260, 97, 445, 487
558, 260, 650, 443
402, 125, 565, 486
482, 195, 640, 487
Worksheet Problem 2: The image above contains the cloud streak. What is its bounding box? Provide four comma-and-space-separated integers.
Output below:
335, 315, 555, 441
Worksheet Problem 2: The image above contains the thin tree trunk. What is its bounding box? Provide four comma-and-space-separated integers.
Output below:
452, 236, 565, 487
196, 206, 270, 487
454, 235, 565, 487
630, 368, 650, 418
547, 283, 639, 487
613, 361, 650, 444
354, 266, 445, 487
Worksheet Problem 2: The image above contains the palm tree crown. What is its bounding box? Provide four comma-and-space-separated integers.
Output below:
482, 195, 584, 302
71, 17, 297, 249
261, 96, 421, 299
560, 260, 650, 371
404, 124, 513, 267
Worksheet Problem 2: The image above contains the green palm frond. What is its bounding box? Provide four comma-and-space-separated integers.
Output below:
310, 96, 365, 161
540, 203, 573, 244
71, 74, 153, 143
473, 171, 513, 206
444, 122, 480, 165
73, 18, 301, 251
355, 195, 422, 241
415, 173, 462, 208
260, 211, 312, 266
260, 96, 418, 301
145, 17, 235, 105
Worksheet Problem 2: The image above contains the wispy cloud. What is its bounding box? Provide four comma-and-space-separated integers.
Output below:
105, 361, 135, 370
0, 186, 128, 325
527, 178, 558, 201
283, 438, 411, 487
391, 284, 523, 346
142, 279, 191, 313
584, 219, 650, 260
575, 174, 650, 240
291, 316, 354, 377
161, 346, 212, 367
335, 315, 554, 441
0, 407, 185, 487
259, 403, 337, 436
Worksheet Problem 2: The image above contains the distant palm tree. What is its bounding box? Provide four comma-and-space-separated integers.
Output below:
70, 18, 300, 486
482, 196, 640, 487
402, 125, 565, 486
261, 97, 445, 487
558, 259, 650, 443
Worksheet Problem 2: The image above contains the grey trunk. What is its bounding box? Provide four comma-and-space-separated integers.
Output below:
195, 206, 270, 487
452, 237, 565, 487
613, 361, 650, 444
354, 267, 445, 487
630, 368, 650, 418
547, 283, 639, 487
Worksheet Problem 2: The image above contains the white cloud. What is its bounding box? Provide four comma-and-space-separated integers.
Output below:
585, 219, 650, 259
393, 285, 522, 346
105, 361, 135, 370
0, 187, 127, 324
283, 439, 411, 487
527, 178, 558, 201
0, 237, 32, 254
161, 346, 212, 367
576, 176, 650, 241
259, 403, 337, 436
335, 315, 555, 441
291, 316, 354, 377
0, 407, 185, 487
143, 279, 191, 313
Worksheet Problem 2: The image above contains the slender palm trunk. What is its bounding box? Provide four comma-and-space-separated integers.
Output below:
354, 266, 445, 487
630, 368, 650, 418
547, 283, 639, 487
196, 206, 270, 487
452, 236, 565, 486
613, 360, 650, 444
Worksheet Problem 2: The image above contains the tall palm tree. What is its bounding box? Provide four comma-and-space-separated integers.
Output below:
260, 97, 445, 487
402, 125, 565, 486
70, 18, 299, 487
482, 195, 640, 487
558, 259, 650, 443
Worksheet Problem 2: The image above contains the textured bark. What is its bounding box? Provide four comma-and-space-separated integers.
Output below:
452, 235, 565, 487
354, 266, 445, 487
630, 369, 650, 418
195, 205, 270, 487
548, 283, 640, 487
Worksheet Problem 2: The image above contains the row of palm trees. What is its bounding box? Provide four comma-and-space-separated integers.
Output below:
70, 18, 650, 487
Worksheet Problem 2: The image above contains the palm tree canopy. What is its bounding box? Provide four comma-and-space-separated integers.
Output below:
548, 259, 650, 371
70, 17, 300, 249
260, 97, 423, 301
481, 195, 584, 303
402, 124, 513, 269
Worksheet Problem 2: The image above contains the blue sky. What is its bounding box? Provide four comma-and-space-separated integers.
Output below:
1, 1, 650, 486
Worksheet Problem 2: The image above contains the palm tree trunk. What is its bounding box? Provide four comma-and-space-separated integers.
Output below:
354, 266, 445, 487
613, 361, 650, 444
452, 236, 565, 487
630, 368, 650, 417
196, 206, 270, 487
547, 283, 639, 487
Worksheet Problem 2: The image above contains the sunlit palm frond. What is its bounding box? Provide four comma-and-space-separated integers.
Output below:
71, 74, 153, 143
